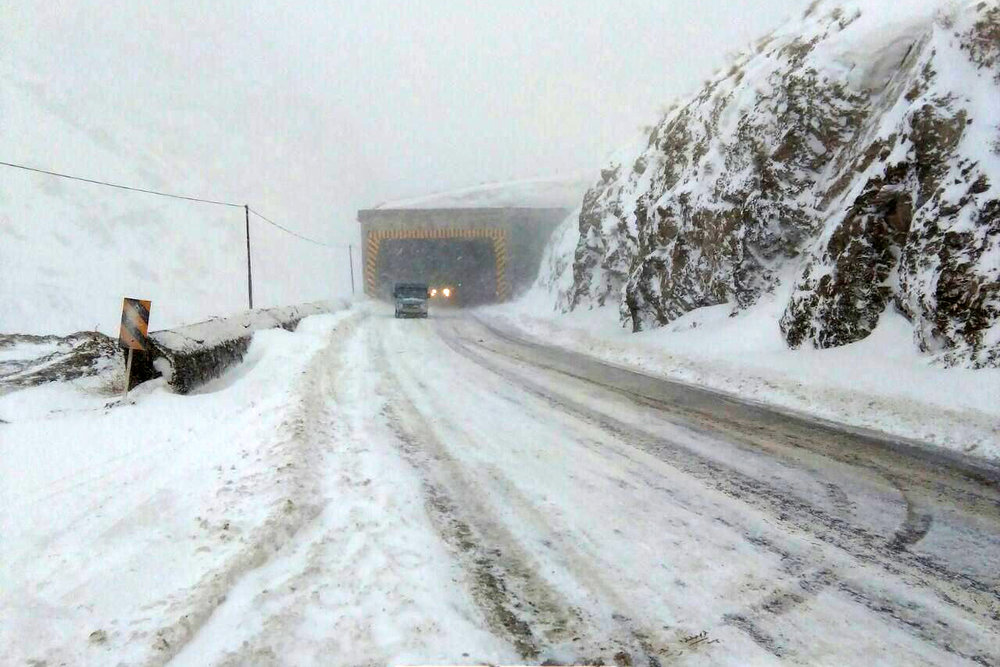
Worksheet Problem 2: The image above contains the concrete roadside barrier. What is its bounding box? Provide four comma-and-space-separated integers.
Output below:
142, 300, 350, 394
0, 301, 350, 396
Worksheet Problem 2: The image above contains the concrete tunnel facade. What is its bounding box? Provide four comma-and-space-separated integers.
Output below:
357, 208, 569, 305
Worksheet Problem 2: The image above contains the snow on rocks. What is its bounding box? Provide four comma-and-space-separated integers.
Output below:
0, 331, 119, 393
555, 0, 1000, 367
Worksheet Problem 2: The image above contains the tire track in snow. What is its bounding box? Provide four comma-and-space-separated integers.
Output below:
475, 316, 1000, 516
446, 322, 996, 596
143, 311, 366, 665
374, 322, 660, 665
885, 475, 934, 552
170, 310, 530, 666
467, 319, 888, 531
437, 321, 999, 664
472, 462, 700, 666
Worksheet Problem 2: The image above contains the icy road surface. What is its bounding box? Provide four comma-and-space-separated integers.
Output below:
3, 305, 999, 665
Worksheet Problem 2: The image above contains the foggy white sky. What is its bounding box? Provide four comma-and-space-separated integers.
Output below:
6, 1, 806, 246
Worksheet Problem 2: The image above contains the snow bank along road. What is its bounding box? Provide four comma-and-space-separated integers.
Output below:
3, 305, 999, 665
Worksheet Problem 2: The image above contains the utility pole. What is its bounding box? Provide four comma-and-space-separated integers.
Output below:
245, 204, 254, 310
348, 245, 356, 295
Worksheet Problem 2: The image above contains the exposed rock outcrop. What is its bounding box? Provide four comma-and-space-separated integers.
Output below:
0, 332, 119, 392
550, 0, 1000, 367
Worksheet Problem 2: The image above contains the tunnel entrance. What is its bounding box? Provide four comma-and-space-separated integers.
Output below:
359, 209, 569, 303
378, 238, 496, 306
365, 228, 510, 304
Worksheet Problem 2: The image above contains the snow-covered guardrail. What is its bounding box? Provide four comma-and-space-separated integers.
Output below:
142, 300, 349, 393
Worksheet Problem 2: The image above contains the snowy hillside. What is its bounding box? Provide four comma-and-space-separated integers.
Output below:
0, 64, 352, 337
376, 174, 591, 210
545, 0, 1000, 368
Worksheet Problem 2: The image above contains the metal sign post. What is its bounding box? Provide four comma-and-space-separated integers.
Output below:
119, 297, 152, 401
123, 348, 135, 401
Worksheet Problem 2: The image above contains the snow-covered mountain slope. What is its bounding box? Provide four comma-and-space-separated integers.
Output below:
0, 64, 351, 336
546, 0, 1000, 368
376, 174, 591, 210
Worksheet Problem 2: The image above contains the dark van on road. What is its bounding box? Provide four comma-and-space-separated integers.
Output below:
393, 282, 429, 319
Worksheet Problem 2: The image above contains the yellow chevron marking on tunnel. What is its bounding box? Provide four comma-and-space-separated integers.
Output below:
364, 228, 510, 300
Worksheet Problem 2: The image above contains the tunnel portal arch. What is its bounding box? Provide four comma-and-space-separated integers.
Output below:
357, 208, 569, 305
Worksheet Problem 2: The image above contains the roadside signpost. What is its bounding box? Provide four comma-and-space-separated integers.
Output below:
119, 298, 151, 401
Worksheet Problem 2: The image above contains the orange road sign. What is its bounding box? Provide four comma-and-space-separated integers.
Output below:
119, 298, 152, 351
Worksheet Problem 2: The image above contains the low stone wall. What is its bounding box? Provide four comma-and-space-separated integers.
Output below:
143, 300, 348, 394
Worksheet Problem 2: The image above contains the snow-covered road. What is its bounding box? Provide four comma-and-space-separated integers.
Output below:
3, 305, 999, 665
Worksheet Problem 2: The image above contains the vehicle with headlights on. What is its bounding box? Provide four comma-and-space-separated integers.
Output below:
393, 282, 429, 319
428, 285, 456, 304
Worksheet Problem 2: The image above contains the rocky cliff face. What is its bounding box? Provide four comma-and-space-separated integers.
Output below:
554, 0, 1000, 367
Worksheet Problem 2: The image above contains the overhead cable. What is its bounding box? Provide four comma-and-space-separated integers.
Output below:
248, 207, 341, 248
0, 159, 336, 248
0, 159, 243, 208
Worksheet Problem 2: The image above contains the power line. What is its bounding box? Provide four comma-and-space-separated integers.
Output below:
0, 159, 242, 208
248, 207, 343, 248
0, 159, 339, 248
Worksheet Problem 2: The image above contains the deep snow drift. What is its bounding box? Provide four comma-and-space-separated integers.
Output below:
555, 0, 1000, 368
